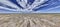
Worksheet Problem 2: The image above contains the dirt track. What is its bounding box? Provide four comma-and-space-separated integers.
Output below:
0, 14, 60, 27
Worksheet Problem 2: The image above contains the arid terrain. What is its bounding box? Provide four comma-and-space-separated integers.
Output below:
0, 14, 60, 27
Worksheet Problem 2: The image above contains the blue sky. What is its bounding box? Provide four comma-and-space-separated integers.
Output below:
0, 0, 60, 13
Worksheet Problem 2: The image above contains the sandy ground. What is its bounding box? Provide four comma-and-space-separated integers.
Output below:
0, 14, 60, 27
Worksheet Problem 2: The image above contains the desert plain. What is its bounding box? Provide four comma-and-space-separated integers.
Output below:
0, 14, 60, 27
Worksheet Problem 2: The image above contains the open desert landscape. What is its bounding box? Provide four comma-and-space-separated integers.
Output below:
0, 14, 60, 27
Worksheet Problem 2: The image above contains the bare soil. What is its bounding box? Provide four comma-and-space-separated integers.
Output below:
0, 14, 60, 27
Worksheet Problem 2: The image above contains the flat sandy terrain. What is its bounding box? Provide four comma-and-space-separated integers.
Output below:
0, 14, 60, 27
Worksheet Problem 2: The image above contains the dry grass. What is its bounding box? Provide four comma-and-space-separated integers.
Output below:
0, 14, 60, 27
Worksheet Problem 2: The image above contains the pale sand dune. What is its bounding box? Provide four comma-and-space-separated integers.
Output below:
0, 14, 60, 27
